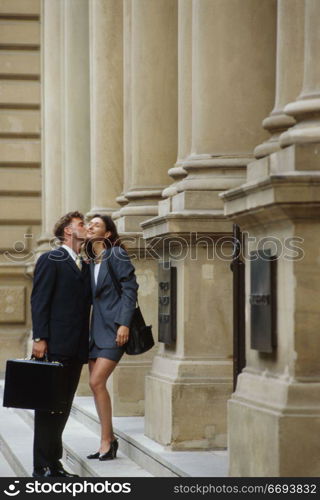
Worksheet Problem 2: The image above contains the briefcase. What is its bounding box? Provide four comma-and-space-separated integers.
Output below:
3, 358, 69, 412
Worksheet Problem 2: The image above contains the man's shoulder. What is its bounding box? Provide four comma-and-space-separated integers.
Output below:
37, 248, 68, 264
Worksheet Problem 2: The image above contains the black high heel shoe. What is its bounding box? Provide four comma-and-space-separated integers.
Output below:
112, 438, 119, 458
99, 443, 115, 461
87, 438, 119, 460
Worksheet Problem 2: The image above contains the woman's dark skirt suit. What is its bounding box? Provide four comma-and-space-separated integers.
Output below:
89, 246, 139, 362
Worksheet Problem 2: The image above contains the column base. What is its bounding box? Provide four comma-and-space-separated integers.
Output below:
145, 355, 232, 450
108, 358, 154, 416
229, 371, 320, 477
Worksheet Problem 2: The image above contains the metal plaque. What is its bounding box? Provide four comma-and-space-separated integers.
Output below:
158, 262, 177, 344
250, 248, 277, 353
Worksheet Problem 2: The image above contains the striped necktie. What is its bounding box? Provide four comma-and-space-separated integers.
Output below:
75, 254, 82, 271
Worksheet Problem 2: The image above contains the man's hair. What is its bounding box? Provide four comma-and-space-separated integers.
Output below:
53, 211, 84, 242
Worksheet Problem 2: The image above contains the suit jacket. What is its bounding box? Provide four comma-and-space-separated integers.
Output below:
31, 247, 92, 362
90, 246, 138, 348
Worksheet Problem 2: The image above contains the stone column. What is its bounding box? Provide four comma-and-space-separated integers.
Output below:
160, 0, 191, 203
254, 0, 305, 158
116, 0, 178, 233
107, 0, 178, 416
37, 0, 63, 252
63, 0, 90, 214
280, 0, 320, 147
88, 0, 123, 217
222, 0, 320, 476
142, 0, 277, 450
112, 0, 132, 221
165, 0, 276, 213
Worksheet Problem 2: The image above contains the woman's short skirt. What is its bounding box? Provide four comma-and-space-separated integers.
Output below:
89, 341, 125, 363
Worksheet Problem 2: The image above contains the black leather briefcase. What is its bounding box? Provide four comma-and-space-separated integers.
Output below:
3, 358, 68, 412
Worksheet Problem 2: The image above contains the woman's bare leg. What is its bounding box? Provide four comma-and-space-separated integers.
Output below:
89, 357, 117, 453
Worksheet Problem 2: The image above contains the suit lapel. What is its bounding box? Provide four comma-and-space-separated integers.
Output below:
59, 247, 83, 278
95, 250, 110, 296
90, 261, 96, 293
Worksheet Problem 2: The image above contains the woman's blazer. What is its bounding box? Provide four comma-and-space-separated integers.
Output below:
90, 246, 139, 348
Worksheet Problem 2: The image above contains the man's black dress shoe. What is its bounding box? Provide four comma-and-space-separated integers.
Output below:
32, 467, 54, 478
32, 465, 79, 478
54, 466, 79, 477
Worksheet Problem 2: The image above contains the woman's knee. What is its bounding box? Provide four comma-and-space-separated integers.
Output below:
89, 376, 106, 394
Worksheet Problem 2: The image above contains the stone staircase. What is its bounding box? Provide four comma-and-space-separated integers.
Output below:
0, 382, 228, 478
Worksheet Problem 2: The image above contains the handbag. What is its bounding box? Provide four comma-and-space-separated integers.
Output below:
107, 258, 155, 355
3, 356, 68, 412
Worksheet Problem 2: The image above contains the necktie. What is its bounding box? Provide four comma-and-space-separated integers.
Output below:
75, 254, 82, 271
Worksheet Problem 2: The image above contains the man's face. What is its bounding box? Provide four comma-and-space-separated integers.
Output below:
66, 217, 87, 241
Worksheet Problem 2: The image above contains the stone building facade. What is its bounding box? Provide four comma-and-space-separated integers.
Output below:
0, 0, 319, 477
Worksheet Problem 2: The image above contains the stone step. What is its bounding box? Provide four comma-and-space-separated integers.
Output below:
0, 450, 17, 477
0, 381, 228, 478
14, 407, 153, 478
0, 405, 33, 476
72, 397, 228, 478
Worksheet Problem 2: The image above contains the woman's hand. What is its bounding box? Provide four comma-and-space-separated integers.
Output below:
32, 339, 48, 359
116, 325, 129, 346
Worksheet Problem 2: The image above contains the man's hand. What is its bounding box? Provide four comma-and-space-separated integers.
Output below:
32, 339, 48, 359
116, 325, 129, 346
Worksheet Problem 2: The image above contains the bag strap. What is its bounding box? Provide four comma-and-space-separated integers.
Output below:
106, 256, 139, 306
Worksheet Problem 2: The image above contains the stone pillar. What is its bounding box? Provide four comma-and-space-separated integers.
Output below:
160, 0, 191, 203
37, 0, 63, 252
107, 0, 178, 416
164, 0, 276, 214
280, 0, 320, 147
88, 0, 123, 217
63, 0, 90, 214
116, 0, 178, 233
142, 0, 277, 450
254, 0, 304, 158
222, 0, 320, 477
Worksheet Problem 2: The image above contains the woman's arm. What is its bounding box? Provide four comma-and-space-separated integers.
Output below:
109, 246, 139, 329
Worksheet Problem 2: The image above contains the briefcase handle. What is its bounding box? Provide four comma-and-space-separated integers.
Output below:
31, 353, 49, 362
30, 354, 62, 366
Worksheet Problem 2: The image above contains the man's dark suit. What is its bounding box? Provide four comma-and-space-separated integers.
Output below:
31, 246, 91, 471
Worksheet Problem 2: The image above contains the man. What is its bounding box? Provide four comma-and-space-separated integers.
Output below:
31, 211, 91, 478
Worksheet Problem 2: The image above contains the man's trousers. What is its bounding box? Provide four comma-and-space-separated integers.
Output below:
33, 360, 83, 470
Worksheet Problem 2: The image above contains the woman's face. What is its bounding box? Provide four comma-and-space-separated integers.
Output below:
86, 217, 111, 241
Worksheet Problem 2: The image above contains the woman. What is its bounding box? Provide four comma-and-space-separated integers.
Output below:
85, 214, 138, 460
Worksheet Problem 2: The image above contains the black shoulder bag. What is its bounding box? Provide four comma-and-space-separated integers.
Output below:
107, 259, 154, 355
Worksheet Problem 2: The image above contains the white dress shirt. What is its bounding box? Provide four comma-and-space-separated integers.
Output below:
62, 244, 78, 261
94, 262, 101, 285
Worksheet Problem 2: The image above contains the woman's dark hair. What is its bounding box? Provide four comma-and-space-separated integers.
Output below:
84, 214, 126, 259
